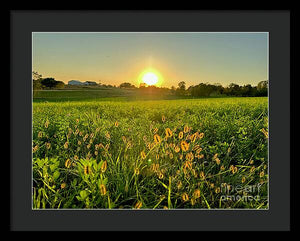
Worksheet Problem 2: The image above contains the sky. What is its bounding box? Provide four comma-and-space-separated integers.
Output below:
32, 32, 268, 88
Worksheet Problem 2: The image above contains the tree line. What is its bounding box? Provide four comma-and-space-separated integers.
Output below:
33, 71, 268, 97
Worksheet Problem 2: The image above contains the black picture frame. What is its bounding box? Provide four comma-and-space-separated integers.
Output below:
10, 10, 291, 231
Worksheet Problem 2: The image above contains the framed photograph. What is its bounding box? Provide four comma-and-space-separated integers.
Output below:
10, 10, 291, 231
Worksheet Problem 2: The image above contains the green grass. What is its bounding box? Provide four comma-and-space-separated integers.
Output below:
32, 97, 268, 209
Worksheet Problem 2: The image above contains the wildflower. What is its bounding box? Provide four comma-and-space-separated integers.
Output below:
75, 129, 79, 135
242, 177, 246, 183
141, 151, 146, 160
64, 142, 69, 149
61, 183, 66, 189
250, 160, 254, 165
163, 206, 168, 209
153, 128, 158, 134
134, 201, 142, 209
78, 140, 81, 146
199, 171, 205, 180
101, 161, 107, 173
250, 166, 255, 173
210, 183, 215, 189
105, 132, 110, 139
198, 154, 204, 159
115, 121, 119, 127
45, 142, 51, 149
158, 172, 164, 179
84, 165, 91, 175
220, 165, 225, 171
261, 128, 269, 138
134, 167, 140, 175
178, 131, 184, 139
190, 198, 196, 206
215, 187, 221, 194
156, 154, 159, 160
76, 119, 79, 123
99, 184, 107, 196
175, 146, 180, 153
180, 141, 190, 152
184, 125, 189, 133
215, 158, 221, 165
38, 131, 43, 138
198, 132, 204, 139
191, 133, 197, 142
169, 153, 173, 159
165, 128, 173, 138
44, 120, 49, 128
32, 145, 39, 153
260, 171, 265, 178
183, 161, 192, 170
162, 115, 166, 122
177, 181, 182, 190
65, 159, 71, 168
122, 136, 127, 143
186, 152, 194, 161
74, 155, 79, 161
94, 151, 98, 156
87, 144, 91, 149
154, 134, 161, 144
105, 144, 110, 150
193, 189, 201, 199
179, 154, 183, 160
182, 193, 189, 202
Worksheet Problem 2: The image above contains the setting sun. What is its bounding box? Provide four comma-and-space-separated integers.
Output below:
142, 72, 159, 86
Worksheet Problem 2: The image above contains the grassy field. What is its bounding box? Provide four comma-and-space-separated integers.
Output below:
32, 96, 268, 209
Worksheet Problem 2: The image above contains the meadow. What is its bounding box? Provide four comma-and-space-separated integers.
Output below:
32, 96, 268, 209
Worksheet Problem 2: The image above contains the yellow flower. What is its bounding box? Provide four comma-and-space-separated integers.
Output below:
99, 184, 107, 196
220, 165, 225, 171
162, 115, 166, 122
84, 165, 91, 175
182, 193, 189, 202
177, 181, 182, 190
38, 131, 43, 138
61, 183, 66, 189
198, 132, 204, 139
260, 171, 264, 178
190, 198, 196, 206
180, 141, 189, 152
45, 142, 51, 149
153, 128, 158, 134
184, 125, 189, 133
165, 128, 173, 138
44, 120, 49, 128
134, 201, 142, 209
158, 172, 164, 179
178, 131, 184, 139
141, 151, 146, 160
199, 171, 205, 180
191, 133, 197, 142
115, 121, 119, 127
174, 145, 180, 153
64, 142, 69, 149
242, 177, 246, 183
74, 155, 79, 161
215, 187, 221, 193
193, 189, 201, 199
215, 157, 221, 165
105, 132, 110, 139
101, 161, 107, 173
183, 160, 192, 170
250, 160, 254, 165
156, 154, 159, 160
250, 166, 255, 173
154, 134, 161, 144
134, 167, 140, 175
65, 159, 71, 168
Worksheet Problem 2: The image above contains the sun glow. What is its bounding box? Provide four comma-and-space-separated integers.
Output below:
142, 72, 159, 86
139, 69, 163, 87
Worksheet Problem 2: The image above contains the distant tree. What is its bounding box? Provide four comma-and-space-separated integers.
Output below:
54, 81, 65, 89
32, 71, 43, 97
41, 78, 57, 89
257, 80, 268, 96
178, 81, 186, 90
119, 82, 136, 89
